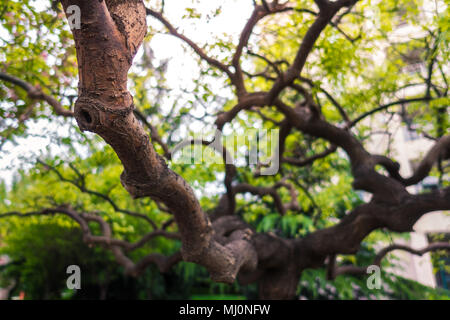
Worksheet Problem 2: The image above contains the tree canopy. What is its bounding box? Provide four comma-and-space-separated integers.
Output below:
0, 0, 449, 299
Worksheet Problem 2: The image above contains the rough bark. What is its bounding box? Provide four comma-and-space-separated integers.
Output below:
58, 0, 449, 299
1, 0, 447, 300
60, 0, 257, 284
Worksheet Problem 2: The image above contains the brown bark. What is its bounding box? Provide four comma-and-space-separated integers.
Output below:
58, 0, 449, 299
1, 0, 446, 299
60, 0, 257, 284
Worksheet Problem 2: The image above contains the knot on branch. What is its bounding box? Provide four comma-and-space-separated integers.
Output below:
173, 216, 259, 284
74, 95, 135, 132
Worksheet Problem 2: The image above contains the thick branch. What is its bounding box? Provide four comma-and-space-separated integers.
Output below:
62, 0, 257, 283
296, 187, 450, 270
329, 242, 450, 279
374, 135, 450, 186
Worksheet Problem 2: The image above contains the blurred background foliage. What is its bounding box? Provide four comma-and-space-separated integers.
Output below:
0, 0, 449, 299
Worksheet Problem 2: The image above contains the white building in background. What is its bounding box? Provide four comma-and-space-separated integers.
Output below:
0, 255, 14, 300
361, 0, 449, 290
365, 115, 449, 289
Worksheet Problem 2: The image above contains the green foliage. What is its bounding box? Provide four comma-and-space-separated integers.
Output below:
0, 0, 77, 146
299, 268, 450, 300
0, 0, 448, 300
0, 220, 116, 299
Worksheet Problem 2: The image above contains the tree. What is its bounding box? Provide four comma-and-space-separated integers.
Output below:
0, 0, 449, 299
